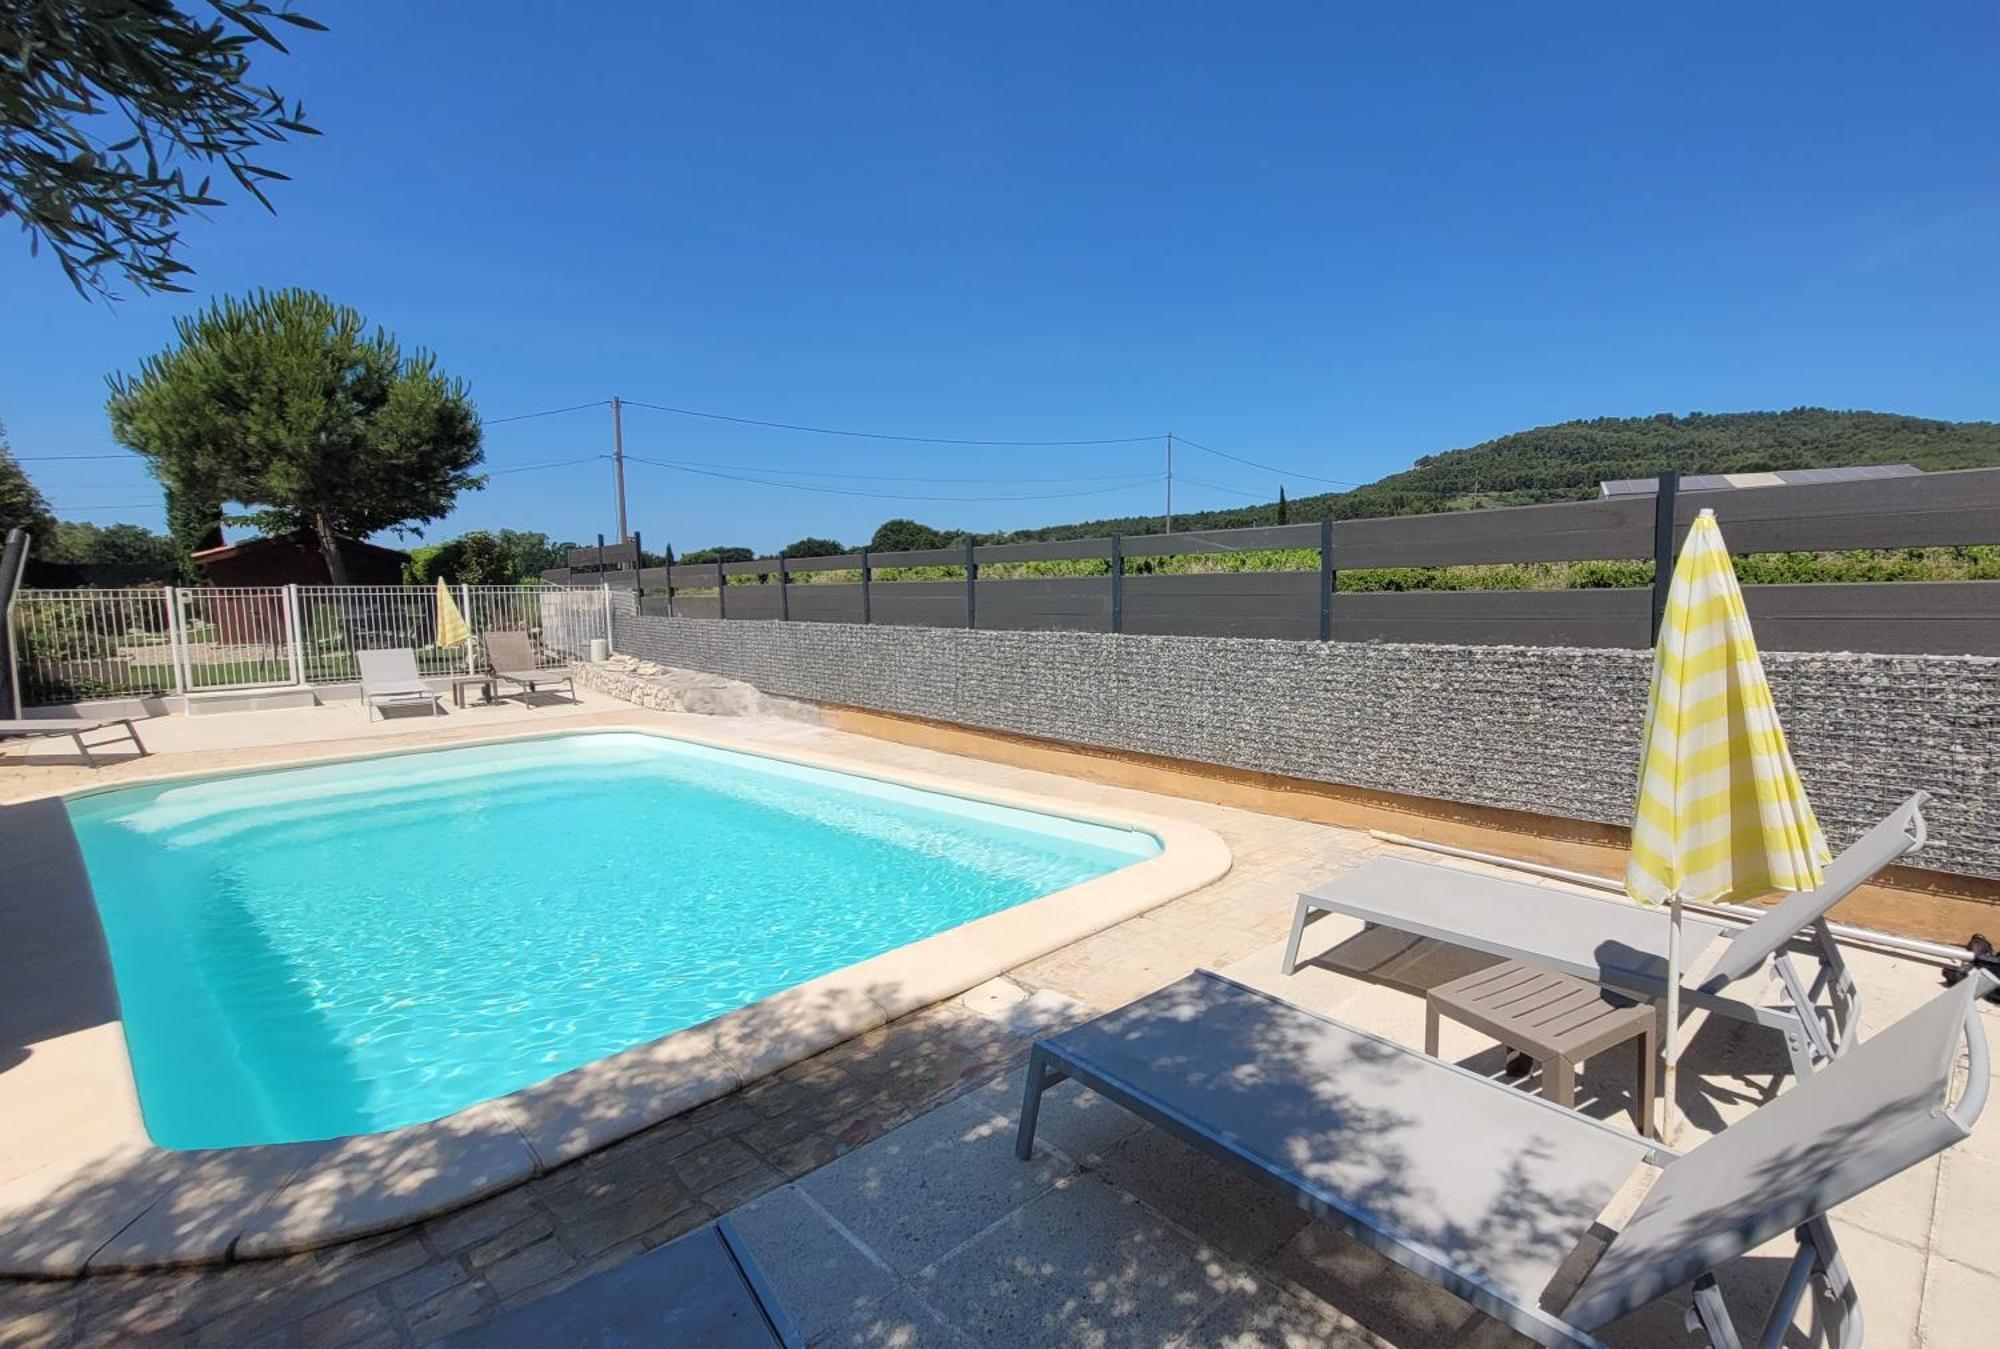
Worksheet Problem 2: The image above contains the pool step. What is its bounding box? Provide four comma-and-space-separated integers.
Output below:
184, 685, 320, 716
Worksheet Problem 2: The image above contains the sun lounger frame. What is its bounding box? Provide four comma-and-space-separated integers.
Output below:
355, 648, 441, 721
0, 717, 145, 765
481, 629, 576, 705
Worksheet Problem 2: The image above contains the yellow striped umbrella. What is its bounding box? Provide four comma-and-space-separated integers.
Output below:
434, 577, 470, 649
1628, 507, 1830, 1139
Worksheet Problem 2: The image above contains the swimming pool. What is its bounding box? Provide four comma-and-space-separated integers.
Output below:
67, 732, 1160, 1150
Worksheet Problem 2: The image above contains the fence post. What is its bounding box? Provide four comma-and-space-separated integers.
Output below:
778, 555, 790, 621
1650, 469, 1681, 643
965, 537, 978, 629
1109, 534, 1123, 633
859, 549, 872, 624
283, 584, 307, 685
0, 529, 27, 719
460, 582, 476, 672
1318, 516, 1335, 641
600, 584, 614, 655
716, 560, 727, 620
664, 544, 676, 619
164, 586, 190, 697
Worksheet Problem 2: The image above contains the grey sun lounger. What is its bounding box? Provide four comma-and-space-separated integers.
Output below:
1016, 966, 1991, 1349
0, 717, 145, 765
356, 648, 441, 720
1283, 793, 1930, 1080
483, 629, 576, 705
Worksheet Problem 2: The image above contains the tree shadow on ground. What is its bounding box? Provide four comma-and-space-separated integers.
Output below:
0, 972, 1046, 1342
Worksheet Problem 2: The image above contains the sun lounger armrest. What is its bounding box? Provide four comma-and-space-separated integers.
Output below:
1950, 975, 1992, 1130
1564, 968, 1991, 1332
1700, 792, 1929, 991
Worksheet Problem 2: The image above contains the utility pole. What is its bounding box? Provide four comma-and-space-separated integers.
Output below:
1164, 431, 1174, 534
611, 395, 629, 542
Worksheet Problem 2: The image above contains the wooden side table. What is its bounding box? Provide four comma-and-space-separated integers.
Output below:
450, 674, 495, 708
1426, 960, 1658, 1137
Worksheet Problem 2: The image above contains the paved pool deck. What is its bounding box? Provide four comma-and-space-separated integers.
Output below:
1, 698, 1993, 1346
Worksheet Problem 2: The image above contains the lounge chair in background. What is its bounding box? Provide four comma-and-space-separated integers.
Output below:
0, 717, 145, 765
1016, 966, 1990, 1349
356, 648, 441, 720
483, 629, 576, 706
1281, 793, 1930, 1080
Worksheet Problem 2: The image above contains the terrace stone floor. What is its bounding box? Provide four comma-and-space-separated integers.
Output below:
0, 685, 642, 778
1, 699, 1994, 1346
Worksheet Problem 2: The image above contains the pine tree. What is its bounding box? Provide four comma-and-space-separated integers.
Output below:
107, 288, 483, 582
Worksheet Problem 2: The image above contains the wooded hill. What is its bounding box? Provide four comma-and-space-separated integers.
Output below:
988, 409, 2000, 543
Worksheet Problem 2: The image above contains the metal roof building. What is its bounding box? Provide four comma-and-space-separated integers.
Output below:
1598, 464, 1920, 497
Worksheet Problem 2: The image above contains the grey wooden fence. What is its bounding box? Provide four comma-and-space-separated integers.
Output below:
545, 467, 2000, 655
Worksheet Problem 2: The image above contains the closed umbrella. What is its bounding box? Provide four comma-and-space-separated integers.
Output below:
435, 577, 470, 650
1627, 508, 1830, 1141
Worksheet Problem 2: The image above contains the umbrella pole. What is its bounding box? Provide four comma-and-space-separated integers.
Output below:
1662, 895, 1683, 1144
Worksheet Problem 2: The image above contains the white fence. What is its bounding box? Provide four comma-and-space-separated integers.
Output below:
7, 584, 609, 707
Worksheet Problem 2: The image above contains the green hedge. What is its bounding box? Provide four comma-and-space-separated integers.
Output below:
662, 546, 2000, 593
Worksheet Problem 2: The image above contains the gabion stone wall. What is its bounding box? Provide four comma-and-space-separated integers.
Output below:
608, 596, 2000, 880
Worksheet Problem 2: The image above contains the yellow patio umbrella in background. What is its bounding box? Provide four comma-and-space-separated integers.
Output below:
434, 577, 470, 651
1627, 507, 1831, 1142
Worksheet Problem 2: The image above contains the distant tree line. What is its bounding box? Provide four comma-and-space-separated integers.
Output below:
403, 529, 572, 585
669, 520, 968, 564
2, 426, 186, 576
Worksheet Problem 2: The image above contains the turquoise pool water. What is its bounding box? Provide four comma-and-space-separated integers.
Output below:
67, 732, 1158, 1150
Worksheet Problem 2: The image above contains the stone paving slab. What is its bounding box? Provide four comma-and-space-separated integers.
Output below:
964, 1076, 1145, 1167
1177, 1280, 1386, 1349
1086, 1130, 1311, 1267
798, 1092, 1073, 1277
914, 1175, 1248, 1349
728, 1187, 898, 1343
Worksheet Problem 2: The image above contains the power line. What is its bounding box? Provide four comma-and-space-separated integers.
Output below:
621, 399, 1156, 448
626, 454, 1162, 503
1175, 435, 1359, 488
480, 400, 610, 426
625, 456, 1155, 485
486, 455, 607, 476
21, 443, 594, 468
21, 400, 605, 464
1175, 474, 1281, 500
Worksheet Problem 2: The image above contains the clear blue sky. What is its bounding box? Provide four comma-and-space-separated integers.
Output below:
4, 2, 1995, 554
